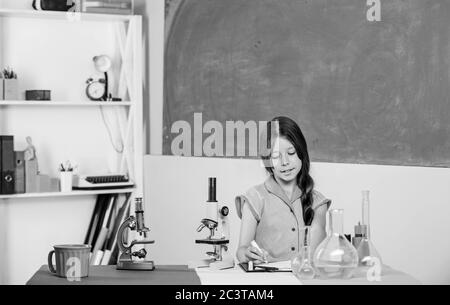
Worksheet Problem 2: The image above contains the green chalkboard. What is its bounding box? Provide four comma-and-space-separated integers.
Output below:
164, 0, 450, 167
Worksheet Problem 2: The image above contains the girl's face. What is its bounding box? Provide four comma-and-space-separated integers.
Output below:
270, 137, 302, 183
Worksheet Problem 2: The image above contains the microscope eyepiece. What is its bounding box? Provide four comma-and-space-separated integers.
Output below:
135, 197, 144, 212
208, 177, 217, 202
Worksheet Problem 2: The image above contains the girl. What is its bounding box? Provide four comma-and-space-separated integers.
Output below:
235, 116, 331, 264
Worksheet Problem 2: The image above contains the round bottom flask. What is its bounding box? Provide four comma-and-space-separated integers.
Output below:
313, 209, 358, 279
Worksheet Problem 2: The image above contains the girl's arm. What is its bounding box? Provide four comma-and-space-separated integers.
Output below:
236, 203, 268, 264
309, 204, 328, 254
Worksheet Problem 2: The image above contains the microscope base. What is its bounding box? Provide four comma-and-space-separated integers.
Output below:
209, 258, 235, 270
117, 260, 155, 271
188, 258, 235, 270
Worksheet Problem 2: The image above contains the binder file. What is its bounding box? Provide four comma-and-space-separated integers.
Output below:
1, 136, 15, 194
14, 151, 25, 194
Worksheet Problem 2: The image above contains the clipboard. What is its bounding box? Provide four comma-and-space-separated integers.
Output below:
239, 263, 292, 273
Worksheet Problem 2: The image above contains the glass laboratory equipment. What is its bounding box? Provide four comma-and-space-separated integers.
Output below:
313, 209, 358, 279
291, 226, 315, 280
356, 190, 382, 268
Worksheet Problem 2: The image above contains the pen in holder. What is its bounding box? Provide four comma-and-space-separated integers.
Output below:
2, 67, 19, 100
59, 160, 77, 192
0, 76, 3, 101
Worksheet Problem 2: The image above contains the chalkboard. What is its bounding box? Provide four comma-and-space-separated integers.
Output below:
164, 0, 450, 167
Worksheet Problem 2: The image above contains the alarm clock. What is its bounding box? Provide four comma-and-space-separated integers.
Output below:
86, 77, 106, 101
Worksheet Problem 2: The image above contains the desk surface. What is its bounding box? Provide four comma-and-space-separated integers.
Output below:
27, 265, 421, 285
26, 265, 201, 285
196, 265, 421, 285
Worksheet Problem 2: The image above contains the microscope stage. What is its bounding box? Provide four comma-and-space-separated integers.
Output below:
195, 239, 229, 245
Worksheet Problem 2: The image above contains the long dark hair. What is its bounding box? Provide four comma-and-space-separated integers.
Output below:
260, 116, 315, 226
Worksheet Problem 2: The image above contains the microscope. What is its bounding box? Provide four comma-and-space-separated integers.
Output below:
189, 178, 235, 270
116, 197, 155, 271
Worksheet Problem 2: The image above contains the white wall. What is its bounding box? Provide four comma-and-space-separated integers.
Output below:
144, 155, 450, 285
0, 197, 97, 284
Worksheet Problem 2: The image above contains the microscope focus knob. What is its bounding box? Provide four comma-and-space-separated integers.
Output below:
132, 248, 147, 259
220, 206, 229, 217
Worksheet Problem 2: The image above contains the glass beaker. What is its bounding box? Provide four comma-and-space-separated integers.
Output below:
313, 209, 358, 279
291, 226, 315, 280
357, 191, 382, 269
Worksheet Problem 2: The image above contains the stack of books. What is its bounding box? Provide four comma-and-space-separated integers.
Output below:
82, 0, 134, 15
84, 193, 131, 265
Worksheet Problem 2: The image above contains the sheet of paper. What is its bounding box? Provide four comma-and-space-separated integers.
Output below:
195, 266, 301, 285
256, 260, 292, 271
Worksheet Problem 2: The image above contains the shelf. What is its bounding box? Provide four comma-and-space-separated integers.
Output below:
0, 101, 133, 107
0, 9, 144, 200
0, 8, 136, 22
0, 188, 135, 200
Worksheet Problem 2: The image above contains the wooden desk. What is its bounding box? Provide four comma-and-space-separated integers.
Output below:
26, 265, 201, 285
27, 265, 421, 285
196, 265, 421, 285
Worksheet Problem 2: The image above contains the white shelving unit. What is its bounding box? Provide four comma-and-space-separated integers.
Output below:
0, 9, 144, 201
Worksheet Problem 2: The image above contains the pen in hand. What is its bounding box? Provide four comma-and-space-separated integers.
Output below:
255, 265, 278, 272
250, 240, 268, 263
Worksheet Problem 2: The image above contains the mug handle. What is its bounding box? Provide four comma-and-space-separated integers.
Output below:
48, 250, 56, 274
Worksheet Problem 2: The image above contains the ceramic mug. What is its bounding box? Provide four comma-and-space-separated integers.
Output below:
48, 244, 91, 278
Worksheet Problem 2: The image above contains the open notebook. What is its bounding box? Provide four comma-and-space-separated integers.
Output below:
257, 260, 291, 271
239, 260, 292, 272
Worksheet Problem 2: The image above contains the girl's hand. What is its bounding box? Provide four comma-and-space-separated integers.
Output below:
245, 246, 269, 264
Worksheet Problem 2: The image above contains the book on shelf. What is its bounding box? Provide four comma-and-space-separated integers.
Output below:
84, 195, 105, 246
83, 1, 132, 9
100, 248, 112, 265
89, 195, 117, 265
82, 0, 133, 15
83, 7, 133, 15
103, 194, 131, 265
91, 196, 110, 245
105, 199, 118, 242
14, 151, 25, 194
109, 243, 120, 266
25, 159, 38, 193
91, 250, 104, 266
90, 227, 108, 265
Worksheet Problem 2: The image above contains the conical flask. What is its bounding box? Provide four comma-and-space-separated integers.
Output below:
291, 226, 315, 280
313, 209, 358, 279
356, 191, 382, 268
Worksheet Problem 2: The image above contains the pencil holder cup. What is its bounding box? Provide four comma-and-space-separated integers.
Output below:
3, 78, 19, 100
60, 171, 73, 192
